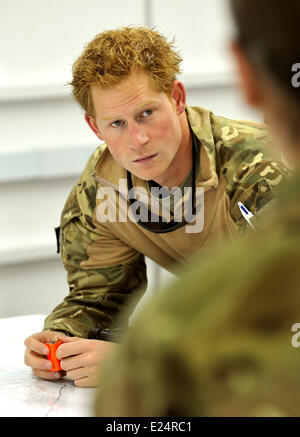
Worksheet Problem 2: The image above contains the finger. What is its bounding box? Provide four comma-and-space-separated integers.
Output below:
24, 331, 70, 354
55, 336, 80, 356
56, 340, 85, 360
32, 368, 62, 380
74, 370, 99, 388
66, 366, 87, 381
24, 348, 45, 368
49, 332, 73, 342
74, 377, 90, 387
66, 365, 100, 387
24, 336, 49, 356
57, 336, 81, 343
60, 353, 86, 371
24, 349, 54, 371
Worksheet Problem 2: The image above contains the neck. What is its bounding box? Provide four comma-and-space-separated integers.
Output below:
153, 112, 193, 188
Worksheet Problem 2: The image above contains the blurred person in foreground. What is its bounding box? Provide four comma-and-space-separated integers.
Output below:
94, 0, 300, 416
23, 26, 288, 387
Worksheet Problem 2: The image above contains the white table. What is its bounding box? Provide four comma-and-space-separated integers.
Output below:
0, 314, 96, 417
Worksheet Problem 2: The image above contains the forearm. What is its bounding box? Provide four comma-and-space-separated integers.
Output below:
43, 258, 147, 337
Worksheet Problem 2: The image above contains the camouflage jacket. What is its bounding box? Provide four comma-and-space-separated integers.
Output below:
94, 170, 300, 417
43, 105, 288, 337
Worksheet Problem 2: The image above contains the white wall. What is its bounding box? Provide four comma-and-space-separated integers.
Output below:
0, 0, 263, 319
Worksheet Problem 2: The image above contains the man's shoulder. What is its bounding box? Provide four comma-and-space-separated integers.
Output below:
211, 113, 275, 164
187, 105, 281, 173
61, 142, 126, 225
77, 143, 109, 208
211, 114, 287, 193
188, 104, 267, 138
81, 143, 108, 180
211, 112, 289, 193
188, 105, 272, 157
61, 144, 107, 227
189, 106, 289, 213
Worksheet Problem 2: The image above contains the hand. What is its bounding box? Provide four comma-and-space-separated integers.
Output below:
56, 337, 118, 387
24, 330, 70, 380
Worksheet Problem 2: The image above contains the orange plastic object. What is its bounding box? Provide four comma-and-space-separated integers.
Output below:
45, 340, 63, 371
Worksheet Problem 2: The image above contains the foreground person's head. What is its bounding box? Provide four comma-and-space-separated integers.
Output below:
230, 0, 300, 162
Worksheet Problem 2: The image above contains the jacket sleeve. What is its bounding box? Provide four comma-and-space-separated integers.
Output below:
43, 153, 147, 338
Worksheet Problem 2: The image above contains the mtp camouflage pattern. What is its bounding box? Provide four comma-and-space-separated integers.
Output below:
43, 105, 289, 338
94, 171, 300, 417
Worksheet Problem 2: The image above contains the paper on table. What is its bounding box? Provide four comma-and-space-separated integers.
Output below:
0, 314, 96, 417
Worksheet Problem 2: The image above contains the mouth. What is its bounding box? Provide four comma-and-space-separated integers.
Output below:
133, 154, 158, 164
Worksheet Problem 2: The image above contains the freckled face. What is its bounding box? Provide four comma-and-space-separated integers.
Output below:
89, 72, 183, 184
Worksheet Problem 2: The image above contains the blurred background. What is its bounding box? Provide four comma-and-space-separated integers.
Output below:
0, 0, 262, 319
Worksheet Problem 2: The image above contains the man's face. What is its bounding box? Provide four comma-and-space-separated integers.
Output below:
87, 72, 184, 185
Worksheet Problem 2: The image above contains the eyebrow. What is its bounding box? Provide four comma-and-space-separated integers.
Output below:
101, 100, 157, 121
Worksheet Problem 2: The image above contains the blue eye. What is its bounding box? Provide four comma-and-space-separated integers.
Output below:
111, 120, 123, 128
142, 109, 152, 117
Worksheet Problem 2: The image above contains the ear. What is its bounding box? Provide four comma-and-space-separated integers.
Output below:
231, 40, 263, 107
84, 113, 104, 141
170, 80, 186, 115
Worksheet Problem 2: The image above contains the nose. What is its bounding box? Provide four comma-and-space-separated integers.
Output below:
127, 122, 149, 150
